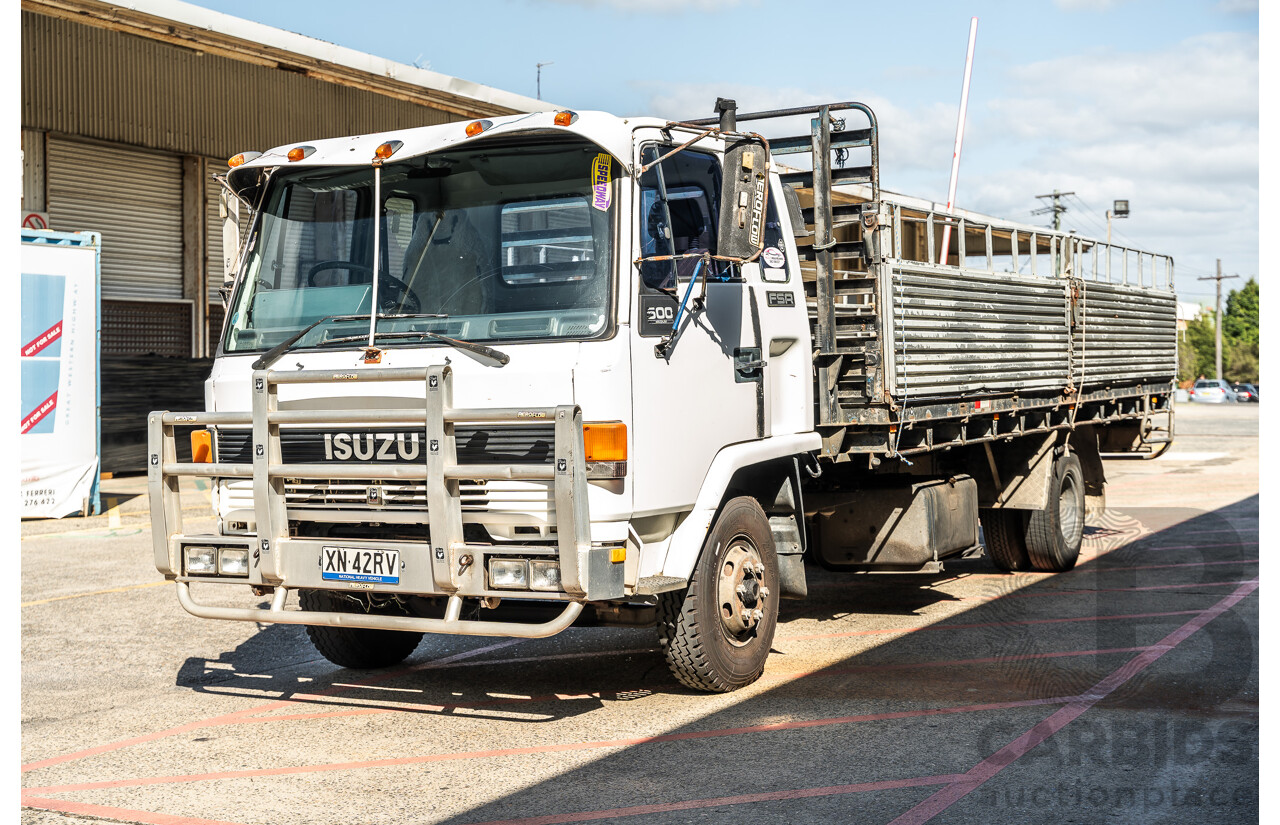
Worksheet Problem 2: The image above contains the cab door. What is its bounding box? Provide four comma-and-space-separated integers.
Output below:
627, 136, 759, 518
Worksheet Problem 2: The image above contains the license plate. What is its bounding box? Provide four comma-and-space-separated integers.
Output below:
321, 546, 400, 585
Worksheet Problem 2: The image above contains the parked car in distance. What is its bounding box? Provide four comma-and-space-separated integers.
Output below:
1231, 382, 1259, 402
1189, 378, 1238, 403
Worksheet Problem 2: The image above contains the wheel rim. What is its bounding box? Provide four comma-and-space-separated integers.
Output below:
716, 537, 769, 647
1058, 472, 1084, 547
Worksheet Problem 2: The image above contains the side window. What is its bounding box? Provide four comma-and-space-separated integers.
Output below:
637, 146, 724, 292
759, 194, 790, 284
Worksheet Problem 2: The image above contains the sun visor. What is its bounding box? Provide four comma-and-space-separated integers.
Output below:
226, 164, 273, 208
462, 127, 631, 176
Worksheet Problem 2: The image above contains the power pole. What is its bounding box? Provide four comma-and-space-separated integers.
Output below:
1033, 190, 1074, 274
1198, 259, 1238, 380
1033, 190, 1074, 230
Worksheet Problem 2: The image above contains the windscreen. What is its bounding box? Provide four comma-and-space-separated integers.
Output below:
223, 139, 616, 353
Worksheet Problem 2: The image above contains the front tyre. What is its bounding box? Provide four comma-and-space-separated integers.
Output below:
298, 590, 423, 669
657, 496, 779, 693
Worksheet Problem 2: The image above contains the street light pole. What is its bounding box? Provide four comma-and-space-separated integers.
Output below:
1107, 199, 1129, 245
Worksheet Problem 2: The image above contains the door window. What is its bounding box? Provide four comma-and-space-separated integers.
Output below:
636, 146, 725, 292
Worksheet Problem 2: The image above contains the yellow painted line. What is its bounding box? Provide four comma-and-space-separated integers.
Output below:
23, 580, 169, 607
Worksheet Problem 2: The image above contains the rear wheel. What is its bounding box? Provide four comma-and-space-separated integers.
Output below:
298, 590, 423, 669
657, 496, 779, 693
1025, 454, 1085, 572
981, 509, 1032, 572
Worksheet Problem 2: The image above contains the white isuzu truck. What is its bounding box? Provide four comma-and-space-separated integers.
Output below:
150, 100, 1177, 692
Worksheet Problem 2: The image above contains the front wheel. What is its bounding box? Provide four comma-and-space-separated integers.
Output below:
298, 590, 423, 669
657, 496, 779, 693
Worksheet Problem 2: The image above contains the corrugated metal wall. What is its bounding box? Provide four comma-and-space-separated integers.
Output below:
1074, 281, 1178, 387
890, 267, 1073, 398
22, 11, 458, 162
886, 265, 1177, 401
21, 129, 44, 211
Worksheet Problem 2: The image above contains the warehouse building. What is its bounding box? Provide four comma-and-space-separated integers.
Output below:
21, 0, 544, 468
22, 0, 544, 357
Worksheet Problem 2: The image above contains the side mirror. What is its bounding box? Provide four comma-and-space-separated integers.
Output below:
717, 138, 768, 260
219, 184, 241, 306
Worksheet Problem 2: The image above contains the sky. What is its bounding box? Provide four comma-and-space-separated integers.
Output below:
192, 0, 1260, 305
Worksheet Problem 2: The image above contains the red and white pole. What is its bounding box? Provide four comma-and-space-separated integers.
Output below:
939, 16, 978, 266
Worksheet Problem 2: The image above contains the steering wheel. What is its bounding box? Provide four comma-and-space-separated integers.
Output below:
307, 260, 372, 287
306, 260, 421, 315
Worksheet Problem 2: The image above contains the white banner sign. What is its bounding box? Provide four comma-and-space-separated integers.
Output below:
21, 233, 100, 518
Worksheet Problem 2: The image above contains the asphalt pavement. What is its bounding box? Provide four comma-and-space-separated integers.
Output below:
21, 401, 1259, 825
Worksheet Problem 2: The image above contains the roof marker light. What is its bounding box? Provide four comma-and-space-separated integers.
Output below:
373, 140, 404, 161
553, 110, 578, 126
227, 151, 261, 168
465, 120, 493, 137
287, 145, 316, 162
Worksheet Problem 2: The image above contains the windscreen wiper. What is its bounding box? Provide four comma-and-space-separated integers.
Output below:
251, 314, 367, 370
251, 313, 453, 370
321, 327, 510, 368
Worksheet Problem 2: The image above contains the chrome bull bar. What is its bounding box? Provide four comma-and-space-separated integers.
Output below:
148, 364, 620, 637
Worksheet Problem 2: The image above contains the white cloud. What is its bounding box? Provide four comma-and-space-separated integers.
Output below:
637, 30, 1259, 287
970, 32, 1258, 282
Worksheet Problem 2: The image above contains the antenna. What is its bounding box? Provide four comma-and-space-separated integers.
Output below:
536, 61, 554, 100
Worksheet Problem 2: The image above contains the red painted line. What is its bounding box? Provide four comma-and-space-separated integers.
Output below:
22, 795, 248, 825
779, 609, 1202, 642
21, 319, 62, 357
20, 390, 58, 434
1097, 557, 1257, 572
460, 774, 965, 825
24, 696, 1077, 795
1115, 540, 1258, 552
20, 639, 520, 774
947, 578, 1254, 603
886, 579, 1260, 825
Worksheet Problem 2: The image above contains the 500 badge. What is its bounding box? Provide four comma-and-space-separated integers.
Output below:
638, 295, 677, 337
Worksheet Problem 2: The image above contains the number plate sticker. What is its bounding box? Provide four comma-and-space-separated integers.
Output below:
321, 546, 401, 585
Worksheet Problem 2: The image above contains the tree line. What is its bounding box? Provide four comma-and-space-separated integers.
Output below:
1178, 277, 1259, 384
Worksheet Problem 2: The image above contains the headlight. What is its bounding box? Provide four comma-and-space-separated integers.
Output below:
529, 560, 562, 591
185, 546, 217, 575
489, 559, 529, 589
218, 548, 250, 577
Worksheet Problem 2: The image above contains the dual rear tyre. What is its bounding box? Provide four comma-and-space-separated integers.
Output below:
982, 453, 1086, 573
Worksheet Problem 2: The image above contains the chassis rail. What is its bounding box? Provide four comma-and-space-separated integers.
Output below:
149, 364, 624, 637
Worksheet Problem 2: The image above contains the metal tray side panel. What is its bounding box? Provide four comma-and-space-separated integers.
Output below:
1075, 281, 1177, 388
888, 265, 1071, 400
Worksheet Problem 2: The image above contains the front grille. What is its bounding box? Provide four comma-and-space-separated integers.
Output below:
283, 479, 491, 512
215, 425, 555, 465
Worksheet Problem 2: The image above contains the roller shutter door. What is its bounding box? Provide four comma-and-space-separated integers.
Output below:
48, 138, 190, 356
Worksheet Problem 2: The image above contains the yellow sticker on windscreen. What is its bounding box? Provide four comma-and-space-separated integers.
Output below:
591, 153, 612, 211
